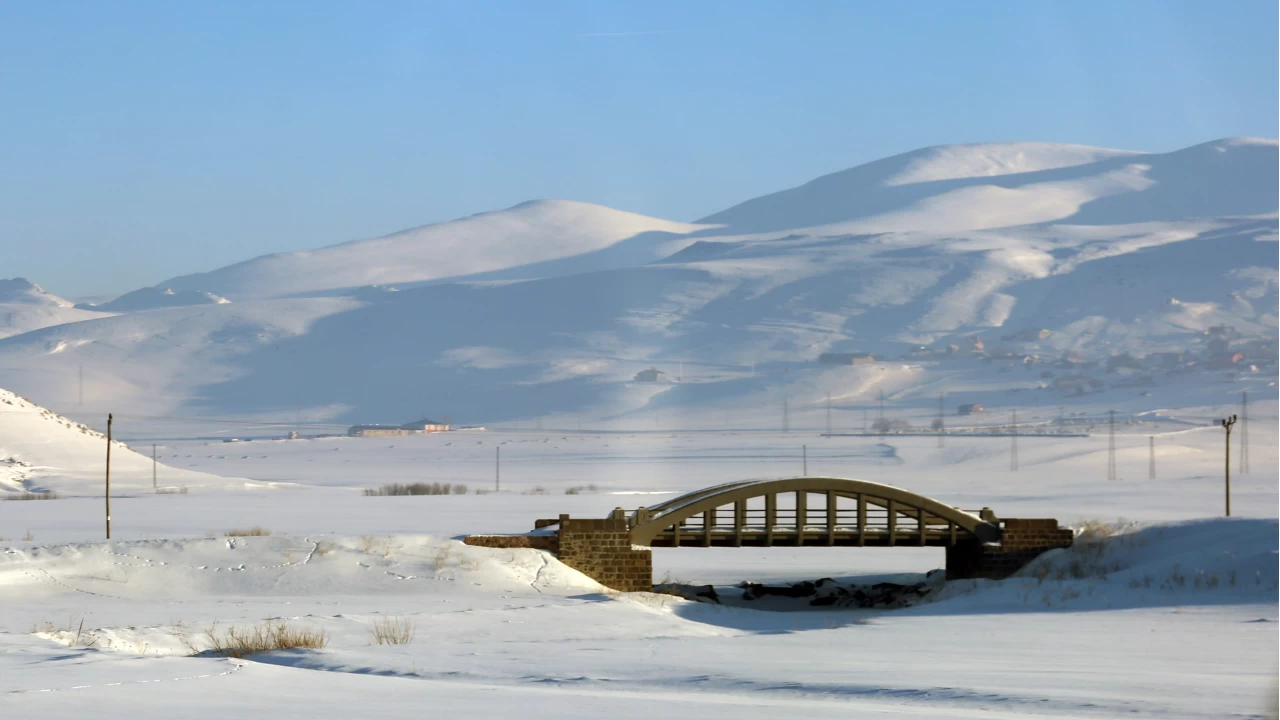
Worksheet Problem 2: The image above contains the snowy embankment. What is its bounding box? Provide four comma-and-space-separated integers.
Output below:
0, 389, 242, 495
0, 518, 1274, 719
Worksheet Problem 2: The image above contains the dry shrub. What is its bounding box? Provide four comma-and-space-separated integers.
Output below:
1075, 518, 1126, 541
363, 482, 466, 496
370, 616, 416, 645
5, 491, 60, 501
225, 527, 271, 537
523, 485, 548, 496
204, 620, 327, 658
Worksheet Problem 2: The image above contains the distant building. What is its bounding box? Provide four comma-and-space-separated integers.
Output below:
349, 419, 451, 437
400, 419, 451, 433
349, 425, 416, 437
957, 403, 985, 416
634, 368, 670, 382
818, 352, 875, 365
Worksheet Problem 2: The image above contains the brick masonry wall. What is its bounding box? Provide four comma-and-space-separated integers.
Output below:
946, 518, 1074, 580
557, 516, 653, 593
463, 534, 559, 553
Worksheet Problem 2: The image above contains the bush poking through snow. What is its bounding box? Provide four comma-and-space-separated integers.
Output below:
203, 620, 327, 658
563, 484, 600, 495
370, 616, 416, 645
363, 482, 467, 496
225, 527, 271, 537
5, 490, 60, 501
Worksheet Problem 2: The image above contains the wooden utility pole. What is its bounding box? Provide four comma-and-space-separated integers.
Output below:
152, 443, 157, 490
1148, 436, 1155, 480
105, 413, 112, 539
1222, 414, 1237, 517
802, 444, 808, 475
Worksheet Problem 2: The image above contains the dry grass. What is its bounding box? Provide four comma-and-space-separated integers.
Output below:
370, 616, 416, 645
363, 482, 467, 496
203, 620, 327, 658
5, 491, 60, 501
1074, 518, 1129, 541
563, 483, 600, 495
225, 527, 271, 537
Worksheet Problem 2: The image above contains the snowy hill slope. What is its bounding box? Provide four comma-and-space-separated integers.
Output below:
0, 278, 114, 339
699, 138, 1276, 234
0, 303, 113, 340
78, 287, 230, 312
0, 278, 72, 306
0, 388, 240, 494
155, 200, 708, 301
0, 138, 1273, 425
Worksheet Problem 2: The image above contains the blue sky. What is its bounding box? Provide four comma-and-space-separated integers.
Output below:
2, 1, 1276, 298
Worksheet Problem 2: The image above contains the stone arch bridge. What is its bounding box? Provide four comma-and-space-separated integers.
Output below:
465, 477, 1074, 593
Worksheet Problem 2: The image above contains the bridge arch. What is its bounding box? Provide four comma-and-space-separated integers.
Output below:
627, 477, 1001, 548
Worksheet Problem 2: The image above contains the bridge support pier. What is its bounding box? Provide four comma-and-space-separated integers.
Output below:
946, 518, 1074, 580
555, 514, 653, 592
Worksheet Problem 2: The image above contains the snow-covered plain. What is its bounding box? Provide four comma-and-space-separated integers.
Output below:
0, 390, 1276, 719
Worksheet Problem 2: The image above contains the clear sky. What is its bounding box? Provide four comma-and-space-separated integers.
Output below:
2, 1, 1276, 299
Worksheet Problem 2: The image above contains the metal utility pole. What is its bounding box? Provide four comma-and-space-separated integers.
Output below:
152, 443, 157, 490
1107, 410, 1117, 481
802, 444, 808, 475
1010, 409, 1018, 472
937, 392, 945, 448
782, 398, 790, 433
495, 446, 501, 492
1240, 390, 1249, 474
1148, 436, 1155, 480
105, 414, 112, 539
825, 393, 832, 436
1222, 414, 1237, 516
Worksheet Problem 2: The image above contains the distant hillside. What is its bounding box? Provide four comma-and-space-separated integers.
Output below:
0, 138, 1274, 427
0, 277, 71, 306
153, 200, 708, 301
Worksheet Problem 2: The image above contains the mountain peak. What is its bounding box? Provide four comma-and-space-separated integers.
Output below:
0, 277, 71, 307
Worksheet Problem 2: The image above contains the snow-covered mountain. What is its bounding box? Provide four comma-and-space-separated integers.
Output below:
0, 278, 112, 339
155, 199, 709, 301
0, 278, 71, 306
0, 138, 1274, 427
76, 287, 231, 313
